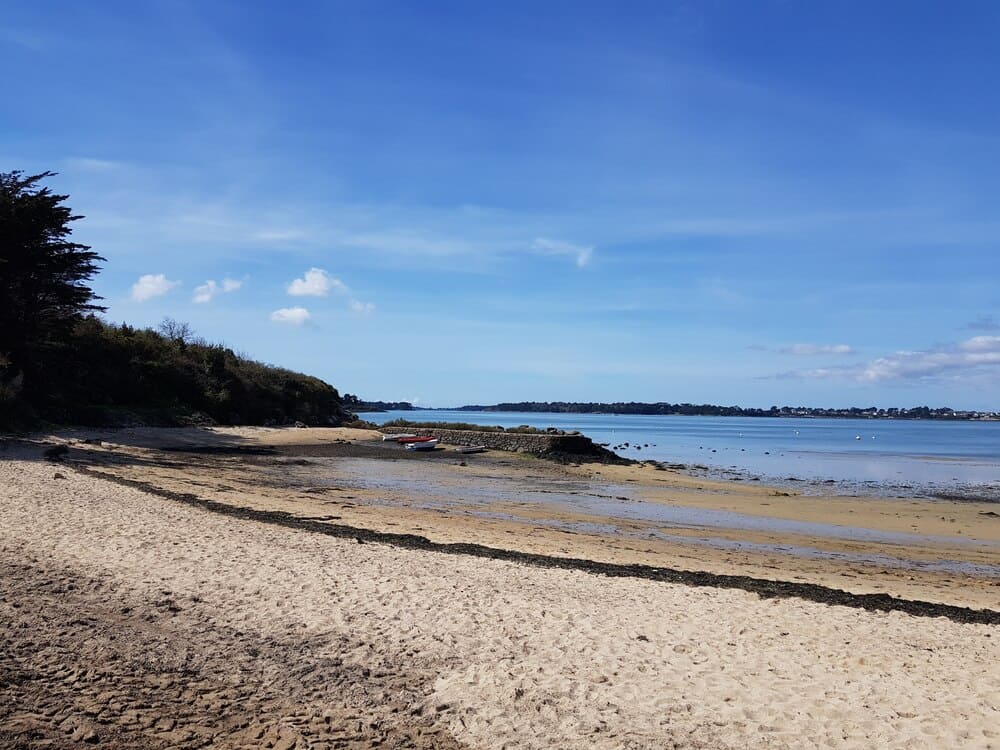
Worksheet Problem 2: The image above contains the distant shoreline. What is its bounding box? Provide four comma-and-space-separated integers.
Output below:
354, 401, 999, 421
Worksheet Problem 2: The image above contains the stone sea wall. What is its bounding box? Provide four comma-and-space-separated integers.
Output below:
379, 425, 618, 459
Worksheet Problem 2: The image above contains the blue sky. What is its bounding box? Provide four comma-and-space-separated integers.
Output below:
4, 1, 999, 409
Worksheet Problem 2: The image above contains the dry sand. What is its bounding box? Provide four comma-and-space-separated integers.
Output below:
2, 432, 999, 749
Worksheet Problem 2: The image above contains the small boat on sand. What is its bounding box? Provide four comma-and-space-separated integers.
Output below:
405, 438, 438, 451
382, 433, 416, 441
457, 445, 486, 454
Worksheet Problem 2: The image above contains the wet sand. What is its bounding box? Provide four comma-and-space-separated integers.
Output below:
41, 426, 1000, 610
2, 428, 999, 748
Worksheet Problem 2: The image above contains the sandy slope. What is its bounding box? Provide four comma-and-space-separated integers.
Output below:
1, 449, 998, 749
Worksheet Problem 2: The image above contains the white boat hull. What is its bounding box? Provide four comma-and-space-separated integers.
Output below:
405, 439, 438, 451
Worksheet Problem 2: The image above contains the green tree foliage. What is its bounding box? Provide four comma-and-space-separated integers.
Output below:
1, 171, 105, 413
16, 316, 353, 427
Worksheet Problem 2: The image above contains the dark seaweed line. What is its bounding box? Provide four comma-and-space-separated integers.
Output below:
71, 464, 1000, 626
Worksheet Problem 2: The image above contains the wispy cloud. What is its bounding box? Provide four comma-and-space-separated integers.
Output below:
287, 268, 346, 297
193, 277, 244, 304
0, 27, 48, 52
774, 336, 1000, 383
780, 343, 854, 356
130, 273, 179, 302
252, 228, 310, 243
750, 343, 854, 355
531, 238, 594, 268
344, 229, 472, 259
66, 162, 925, 280
695, 278, 748, 307
349, 300, 375, 317
965, 314, 1000, 332
270, 307, 311, 325
65, 157, 122, 173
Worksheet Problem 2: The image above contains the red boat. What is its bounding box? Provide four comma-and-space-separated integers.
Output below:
397, 436, 436, 443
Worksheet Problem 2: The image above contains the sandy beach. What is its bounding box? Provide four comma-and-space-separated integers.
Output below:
41, 426, 1000, 609
2, 428, 999, 748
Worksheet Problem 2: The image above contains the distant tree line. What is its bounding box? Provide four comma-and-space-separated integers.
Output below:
455, 402, 997, 420
342, 394, 416, 412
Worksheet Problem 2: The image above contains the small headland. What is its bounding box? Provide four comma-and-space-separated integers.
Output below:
379, 421, 630, 464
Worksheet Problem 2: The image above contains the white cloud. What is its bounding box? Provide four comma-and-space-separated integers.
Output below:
775, 336, 1000, 383
131, 273, 179, 302
959, 335, 1000, 352
287, 268, 346, 297
531, 238, 594, 268
349, 300, 376, 316
193, 281, 220, 304
270, 307, 311, 325
193, 277, 244, 303
779, 343, 854, 356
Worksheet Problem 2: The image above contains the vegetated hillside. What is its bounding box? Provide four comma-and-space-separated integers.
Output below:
1, 316, 354, 429
1, 171, 353, 431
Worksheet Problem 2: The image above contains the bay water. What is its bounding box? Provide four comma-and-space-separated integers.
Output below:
368, 410, 1000, 498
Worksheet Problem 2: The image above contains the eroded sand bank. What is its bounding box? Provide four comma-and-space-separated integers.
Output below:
1, 430, 999, 748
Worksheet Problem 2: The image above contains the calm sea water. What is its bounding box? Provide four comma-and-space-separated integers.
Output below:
369, 410, 1000, 496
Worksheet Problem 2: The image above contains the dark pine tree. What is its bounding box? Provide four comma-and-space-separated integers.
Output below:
0, 171, 105, 407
